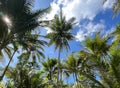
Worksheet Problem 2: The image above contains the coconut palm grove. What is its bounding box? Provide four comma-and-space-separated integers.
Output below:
1, 0, 120, 88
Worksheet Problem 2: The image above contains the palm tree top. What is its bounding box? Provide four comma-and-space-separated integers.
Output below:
47, 9, 76, 32
45, 9, 76, 51
85, 32, 111, 55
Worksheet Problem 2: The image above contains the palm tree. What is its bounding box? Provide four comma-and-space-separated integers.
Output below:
85, 32, 110, 56
16, 32, 47, 61
0, 31, 47, 81
45, 9, 76, 87
42, 58, 58, 87
63, 54, 80, 87
84, 32, 111, 87
107, 30, 120, 87
0, 0, 50, 81
5, 58, 46, 88
81, 31, 120, 88
108, 47, 120, 87
63, 51, 104, 88
72, 32, 120, 88
0, 0, 50, 51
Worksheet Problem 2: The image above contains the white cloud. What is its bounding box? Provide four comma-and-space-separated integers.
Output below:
75, 21, 106, 42
75, 20, 115, 42
103, 0, 114, 9
43, 0, 115, 39
44, 0, 114, 21
63, 0, 103, 21
42, 2, 60, 20
46, 27, 53, 34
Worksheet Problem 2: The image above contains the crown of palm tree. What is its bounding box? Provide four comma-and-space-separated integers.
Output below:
85, 32, 110, 56
45, 9, 76, 51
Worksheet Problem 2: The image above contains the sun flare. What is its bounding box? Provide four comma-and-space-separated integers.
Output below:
3, 16, 11, 25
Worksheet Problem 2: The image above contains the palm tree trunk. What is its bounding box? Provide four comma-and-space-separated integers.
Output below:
50, 71, 52, 81
75, 73, 79, 88
0, 50, 16, 81
57, 47, 61, 88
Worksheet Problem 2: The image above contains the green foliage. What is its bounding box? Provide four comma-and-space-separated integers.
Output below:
42, 58, 58, 87
0, 0, 49, 82
85, 32, 110, 56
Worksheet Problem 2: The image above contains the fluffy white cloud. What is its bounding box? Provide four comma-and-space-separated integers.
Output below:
75, 20, 115, 42
42, 2, 60, 20
44, 0, 114, 21
43, 0, 114, 39
103, 0, 114, 9
63, 0, 103, 21
75, 21, 105, 42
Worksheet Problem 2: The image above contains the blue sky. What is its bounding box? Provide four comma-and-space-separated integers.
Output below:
32, 0, 120, 60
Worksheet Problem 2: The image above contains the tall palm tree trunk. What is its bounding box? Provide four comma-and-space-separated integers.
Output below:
75, 73, 79, 88
57, 47, 61, 88
0, 50, 16, 81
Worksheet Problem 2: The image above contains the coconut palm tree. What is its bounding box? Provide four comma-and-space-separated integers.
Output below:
81, 31, 120, 88
45, 9, 76, 87
0, 31, 47, 81
83, 32, 112, 87
0, 0, 50, 81
63, 54, 80, 87
63, 51, 105, 88
62, 32, 112, 88
5, 58, 47, 88
108, 47, 120, 88
42, 58, 58, 87
0, 0, 50, 51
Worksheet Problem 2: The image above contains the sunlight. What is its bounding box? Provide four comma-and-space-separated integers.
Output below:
3, 16, 12, 25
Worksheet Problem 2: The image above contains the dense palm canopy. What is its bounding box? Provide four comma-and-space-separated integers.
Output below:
5, 58, 46, 88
